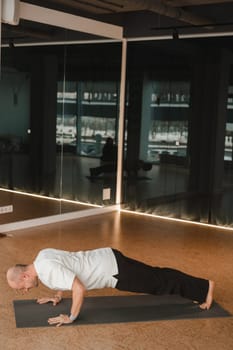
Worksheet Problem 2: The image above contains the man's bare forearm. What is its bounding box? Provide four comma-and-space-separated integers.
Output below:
47, 277, 86, 326
69, 277, 85, 320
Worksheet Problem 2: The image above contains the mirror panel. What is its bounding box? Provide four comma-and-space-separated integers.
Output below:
60, 43, 122, 210
0, 30, 122, 223
122, 39, 233, 227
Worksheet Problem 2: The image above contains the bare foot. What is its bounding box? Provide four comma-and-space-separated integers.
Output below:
199, 280, 215, 310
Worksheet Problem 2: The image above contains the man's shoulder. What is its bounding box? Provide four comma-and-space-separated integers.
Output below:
35, 248, 60, 261
34, 249, 62, 273
38, 247, 57, 255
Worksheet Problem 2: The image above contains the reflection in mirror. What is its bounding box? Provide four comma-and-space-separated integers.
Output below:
122, 39, 233, 228
0, 41, 122, 224
0, 45, 84, 224
0, 44, 63, 223
123, 65, 193, 219
59, 43, 121, 211
216, 82, 233, 226
0, 5, 123, 227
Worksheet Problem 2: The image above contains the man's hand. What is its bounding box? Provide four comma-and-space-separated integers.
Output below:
37, 295, 62, 306
48, 314, 72, 327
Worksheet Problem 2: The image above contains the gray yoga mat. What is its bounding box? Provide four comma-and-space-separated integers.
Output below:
13, 295, 231, 328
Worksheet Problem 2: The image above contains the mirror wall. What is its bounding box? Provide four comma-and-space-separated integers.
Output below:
122, 38, 233, 227
59, 43, 121, 208
1, 13, 233, 229
0, 36, 122, 224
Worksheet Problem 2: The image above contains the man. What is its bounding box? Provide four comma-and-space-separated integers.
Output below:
89, 137, 117, 177
6, 247, 215, 327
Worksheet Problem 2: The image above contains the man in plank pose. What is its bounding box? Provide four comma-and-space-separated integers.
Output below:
6, 247, 214, 327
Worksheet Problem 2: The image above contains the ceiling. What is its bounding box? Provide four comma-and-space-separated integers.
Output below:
2, 0, 233, 45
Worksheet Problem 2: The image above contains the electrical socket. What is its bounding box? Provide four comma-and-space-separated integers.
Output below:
103, 188, 111, 200
0, 205, 13, 214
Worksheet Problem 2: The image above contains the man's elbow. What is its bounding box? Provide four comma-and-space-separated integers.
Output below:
72, 277, 86, 295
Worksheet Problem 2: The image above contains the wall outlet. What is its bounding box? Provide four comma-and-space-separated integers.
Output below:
0, 205, 13, 214
103, 188, 111, 200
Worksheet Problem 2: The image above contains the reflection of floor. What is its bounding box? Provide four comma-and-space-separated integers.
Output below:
1, 154, 233, 227
0, 211, 232, 349
59, 155, 189, 202
0, 189, 94, 225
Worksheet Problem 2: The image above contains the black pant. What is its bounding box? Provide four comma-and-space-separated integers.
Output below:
112, 249, 209, 303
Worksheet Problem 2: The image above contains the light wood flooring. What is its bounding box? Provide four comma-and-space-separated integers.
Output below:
0, 211, 232, 350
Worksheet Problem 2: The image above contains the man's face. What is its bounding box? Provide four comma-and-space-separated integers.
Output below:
9, 274, 39, 294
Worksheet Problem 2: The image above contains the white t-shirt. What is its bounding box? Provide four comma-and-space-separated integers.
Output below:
33, 247, 118, 291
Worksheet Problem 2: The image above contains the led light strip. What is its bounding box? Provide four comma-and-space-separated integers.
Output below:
0, 188, 101, 207
1, 188, 232, 231
120, 209, 233, 232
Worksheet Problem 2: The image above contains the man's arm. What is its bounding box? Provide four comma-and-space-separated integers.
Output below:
69, 277, 86, 319
47, 277, 86, 327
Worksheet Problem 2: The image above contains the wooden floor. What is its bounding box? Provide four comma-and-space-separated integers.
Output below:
0, 211, 232, 350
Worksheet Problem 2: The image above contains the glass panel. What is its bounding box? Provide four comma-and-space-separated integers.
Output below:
214, 83, 233, 226
0, 67, 30, 191
1, 11, 124, 228
122, 41, 210, 223
60, 43, 121, 209
122, 39, 233, 228
123, 74, 192, 219
0, 44, 63, 222
1, 17, 122, 224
